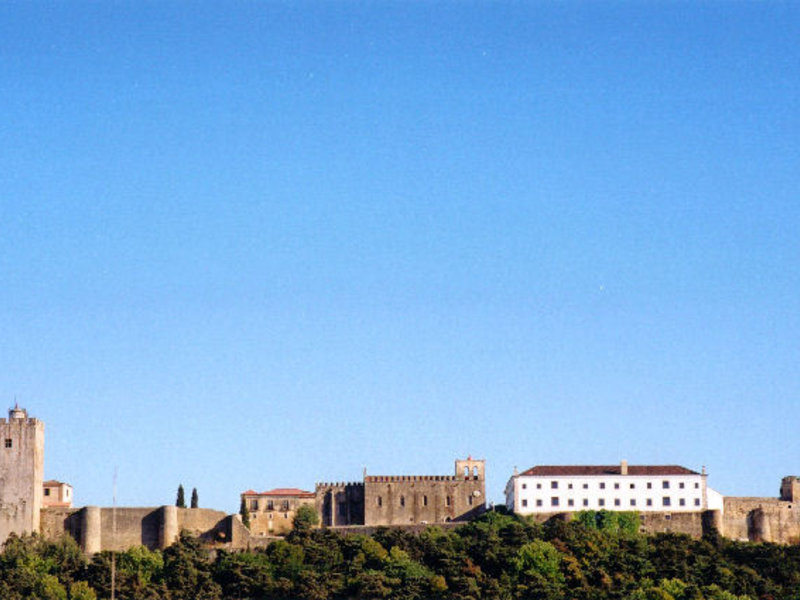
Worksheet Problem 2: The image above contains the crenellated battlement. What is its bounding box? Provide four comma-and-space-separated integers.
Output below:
365, 475, 459, 483
315, 481, 364, 489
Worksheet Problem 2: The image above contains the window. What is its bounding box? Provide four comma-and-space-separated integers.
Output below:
614, 483, 620, 490
423, 495, 428, 507
598, 499, 605, 507
522, 499, 528, 507
536, 483, 542, 489
268, 513, 273, 520
267, 500, 274, 510
44, 488, 51, 496
647, 482, 652, 489
679, 498, 685, 506
568, 483, 573, 489
695, 482, 699, 489
282, 501, 289, 511
679, 482, 685, 489
630, 483, 635, 489
446, 496, 452, 507
646, 499, 653, 506
4, 439, 11, 449
662, 481, 670, 489
568, 499, 574, 507
251, 500, 258, 511
582, 499, 589, 506
522, 483, 527, 490
694, 498, 701, 506
614, 498, 621, 506
630, 499, 637, 507
536, 499, 543, 507
583, 483, 588, 489
400, 496, 405, 507
663, 497, 671, 507
468, 496, 474, 506
600, 482, 606, 489
377, 496, 382, 507
551, 497, 559, 507
551, 481, 558, 489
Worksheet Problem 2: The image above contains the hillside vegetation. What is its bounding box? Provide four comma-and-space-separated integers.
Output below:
2, 510, 800, 600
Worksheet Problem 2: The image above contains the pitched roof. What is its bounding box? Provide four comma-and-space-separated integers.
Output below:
43, 480, 70, 487
519, 465, 699, 477
241, 487, 315, 498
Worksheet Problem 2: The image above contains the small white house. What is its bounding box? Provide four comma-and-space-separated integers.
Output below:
505, 461, 724, 515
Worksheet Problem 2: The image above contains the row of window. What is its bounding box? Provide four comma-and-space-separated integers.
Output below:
522, 480, 700, 491
253, 512, 290, 520
375, 495, 471, 507
250, 499, 290, 511
521, 496, 701, 508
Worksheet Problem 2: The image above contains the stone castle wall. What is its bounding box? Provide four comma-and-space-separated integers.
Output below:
721, 497, 800, 543
41, 506, 232, 552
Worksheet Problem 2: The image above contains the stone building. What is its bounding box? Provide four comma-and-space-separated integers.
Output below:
43, 480, 73, 508
0, 405, 44, 544
241, 488, 316, 536
317, 458, 487, 527
315, 481, 364, 527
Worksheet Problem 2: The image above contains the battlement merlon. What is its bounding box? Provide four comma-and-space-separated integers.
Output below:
315, 482, 364, 489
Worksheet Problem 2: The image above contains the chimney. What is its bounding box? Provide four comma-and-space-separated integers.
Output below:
620, 459, 628, 475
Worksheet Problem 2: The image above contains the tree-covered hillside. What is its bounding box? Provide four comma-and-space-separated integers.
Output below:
2, 510, 800, 600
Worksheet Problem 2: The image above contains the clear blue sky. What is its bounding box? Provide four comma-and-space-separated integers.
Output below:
1, 1, 798, 513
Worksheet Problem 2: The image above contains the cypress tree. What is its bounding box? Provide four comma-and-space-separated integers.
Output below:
239, 497, 250, 529
176, 484, 186, 508
191, 487, 198, 509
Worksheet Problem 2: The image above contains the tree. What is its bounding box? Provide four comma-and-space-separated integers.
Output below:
292, 504, 320, 534
176, 484, 186, 508
191, 488, 198, 509
240, 497, 251, 529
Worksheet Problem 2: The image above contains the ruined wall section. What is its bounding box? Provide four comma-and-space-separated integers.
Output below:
41, 506, 232, 552
0, 410, 44, 544
722, 497, 800, 543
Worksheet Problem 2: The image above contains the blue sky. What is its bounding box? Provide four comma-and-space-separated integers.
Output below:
1, 1, 798, 513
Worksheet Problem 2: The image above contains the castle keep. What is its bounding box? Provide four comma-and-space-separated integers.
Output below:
0, 406, 44, 544
315, 458, 486, 528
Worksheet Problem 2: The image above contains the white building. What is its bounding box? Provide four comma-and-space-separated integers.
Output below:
505, 461, 724, 515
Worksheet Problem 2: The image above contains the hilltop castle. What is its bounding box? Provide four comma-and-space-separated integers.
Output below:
4, 407, 800, 552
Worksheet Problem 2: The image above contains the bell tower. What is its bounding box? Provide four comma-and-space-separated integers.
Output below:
455, 457, 485, 480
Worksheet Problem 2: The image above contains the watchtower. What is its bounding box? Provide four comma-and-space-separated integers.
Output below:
0, 406, 44, 543
780, 476, 800, 502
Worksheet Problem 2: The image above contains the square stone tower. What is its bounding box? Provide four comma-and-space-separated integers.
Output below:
0, 406, 44, 543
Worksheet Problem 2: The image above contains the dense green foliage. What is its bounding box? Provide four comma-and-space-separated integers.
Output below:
3, 511, 800, 600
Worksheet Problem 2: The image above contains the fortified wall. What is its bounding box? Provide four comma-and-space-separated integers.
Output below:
720, 477, 800, 544
41, 506, 248, 552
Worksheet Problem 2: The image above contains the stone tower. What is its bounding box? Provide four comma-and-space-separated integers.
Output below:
0, 406, 44, 543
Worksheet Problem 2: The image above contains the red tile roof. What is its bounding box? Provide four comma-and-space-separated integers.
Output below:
519, 465, 699, 477
241, 487, 315, 498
